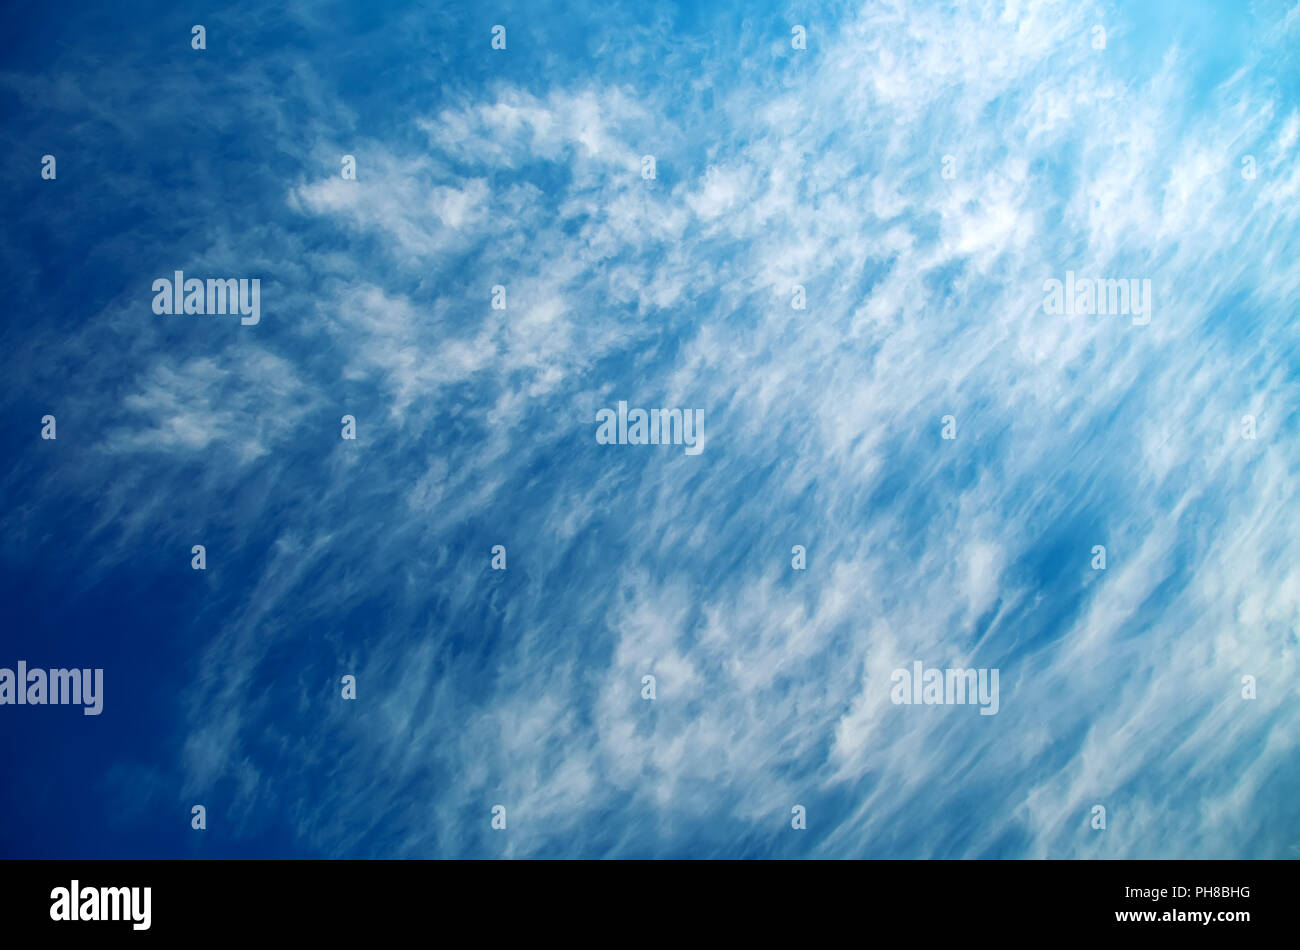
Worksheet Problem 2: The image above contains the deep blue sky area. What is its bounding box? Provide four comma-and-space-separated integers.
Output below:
1, 0, 1298, 859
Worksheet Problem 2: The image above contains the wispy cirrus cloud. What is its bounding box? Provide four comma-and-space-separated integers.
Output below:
1, 0, 1297, 859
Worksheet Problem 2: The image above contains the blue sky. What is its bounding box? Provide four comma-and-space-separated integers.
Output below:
1, 0, 1298, 858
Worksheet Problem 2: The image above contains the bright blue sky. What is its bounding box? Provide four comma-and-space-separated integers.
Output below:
1, 0, 1299, 858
